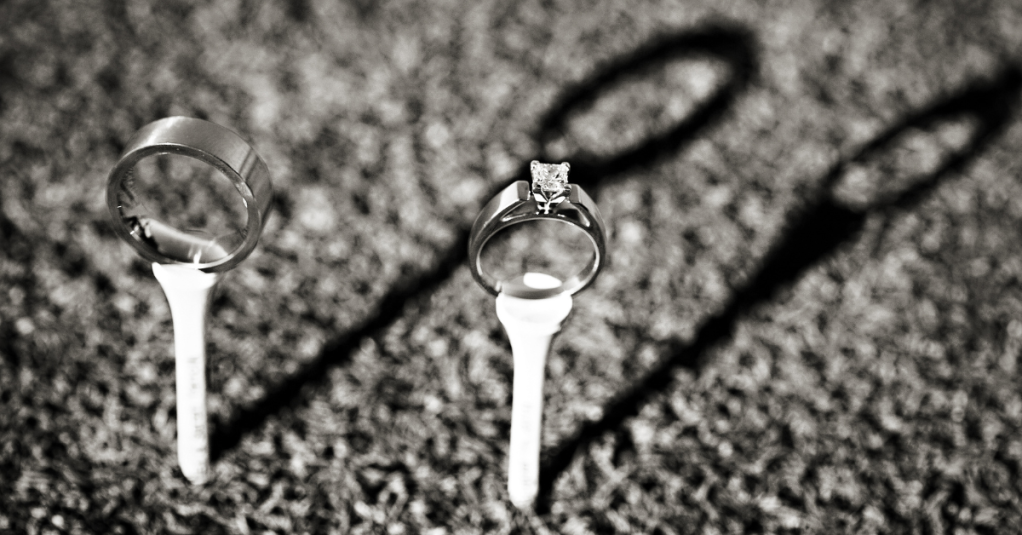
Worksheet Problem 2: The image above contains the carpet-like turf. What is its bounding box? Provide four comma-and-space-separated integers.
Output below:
4, 0, 1022, 533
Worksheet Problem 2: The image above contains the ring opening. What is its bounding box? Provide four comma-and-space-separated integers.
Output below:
116, 153, 249, 264
478, 219, 595, 287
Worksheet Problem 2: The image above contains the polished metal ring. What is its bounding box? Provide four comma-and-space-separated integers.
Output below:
468, 161, 607, 299
106, 117, 273, 272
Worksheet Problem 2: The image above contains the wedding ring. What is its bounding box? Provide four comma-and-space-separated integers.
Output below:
106, 117, 273, 272
469, 161, 607, 299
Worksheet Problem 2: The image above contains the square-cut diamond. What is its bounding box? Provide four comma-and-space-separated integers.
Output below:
531, 161, 570, 197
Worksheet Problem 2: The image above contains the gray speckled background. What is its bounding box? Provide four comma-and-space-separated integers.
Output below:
4, 0, 1022, 533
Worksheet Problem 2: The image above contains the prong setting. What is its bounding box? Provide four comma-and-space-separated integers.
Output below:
530, 161, 571, 213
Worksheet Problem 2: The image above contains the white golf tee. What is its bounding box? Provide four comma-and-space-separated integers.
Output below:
495, 273, 573, 509
151, 262, 224, 485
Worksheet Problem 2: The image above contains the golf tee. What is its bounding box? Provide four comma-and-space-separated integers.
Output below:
151, 262, 224, 485
495, 273, 573, 509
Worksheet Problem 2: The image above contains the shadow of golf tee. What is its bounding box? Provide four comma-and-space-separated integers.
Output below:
534, 66, 1022, 512
197, 23, 1022, 522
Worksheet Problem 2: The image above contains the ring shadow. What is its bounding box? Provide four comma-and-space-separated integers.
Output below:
208, 25, 759, 463
533, 66, 1022, 512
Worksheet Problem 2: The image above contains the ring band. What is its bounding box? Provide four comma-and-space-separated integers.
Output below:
468, 161, 607, 299
106, 117, 273, 272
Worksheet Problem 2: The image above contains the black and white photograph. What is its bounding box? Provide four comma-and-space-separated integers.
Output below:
2, 0, 1022, 532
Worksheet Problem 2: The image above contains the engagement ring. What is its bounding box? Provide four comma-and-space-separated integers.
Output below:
468, 161, 607, 299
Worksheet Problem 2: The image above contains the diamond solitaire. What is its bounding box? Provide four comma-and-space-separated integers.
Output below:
530, 160, 570, 211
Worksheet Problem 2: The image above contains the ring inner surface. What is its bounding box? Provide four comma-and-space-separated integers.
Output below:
479, 218, 595, 289
116, 152, 248, 264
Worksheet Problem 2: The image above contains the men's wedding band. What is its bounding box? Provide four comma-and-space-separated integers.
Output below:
106, 117, 272, 272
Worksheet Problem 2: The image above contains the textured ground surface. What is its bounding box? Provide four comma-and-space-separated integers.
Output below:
5, 0, 1022, 533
